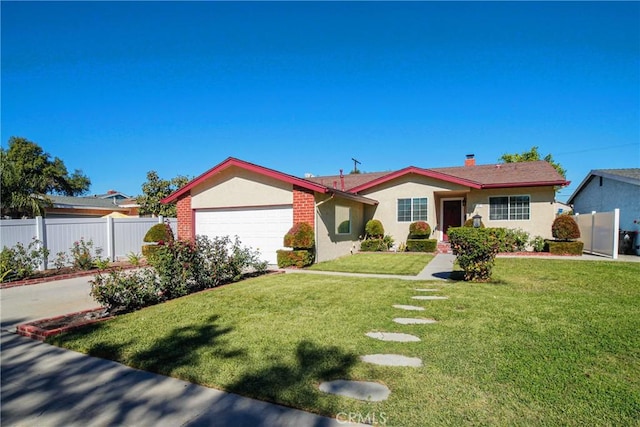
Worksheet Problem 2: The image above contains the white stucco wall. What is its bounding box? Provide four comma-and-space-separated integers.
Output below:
466, 186, 558, 240
571, 176, 640, 231
190, 166, 293, 209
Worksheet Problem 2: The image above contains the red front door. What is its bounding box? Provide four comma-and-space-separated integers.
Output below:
442, 200, 462, 241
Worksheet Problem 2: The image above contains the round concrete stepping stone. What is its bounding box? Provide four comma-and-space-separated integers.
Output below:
415, 288, 439, 292
393, 317, 437, 325
318, 380, 390, 401
412, 295, 449, 300
366, 332, 421, 342
393, 304, 425, 311
360, 354, 423, 367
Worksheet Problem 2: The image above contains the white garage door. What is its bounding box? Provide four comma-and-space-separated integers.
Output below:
195, 205, 293, 265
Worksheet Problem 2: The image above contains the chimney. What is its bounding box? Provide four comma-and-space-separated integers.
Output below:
465, 154, 476, 167
107, 190, 117, 194
339, 169, 345, 191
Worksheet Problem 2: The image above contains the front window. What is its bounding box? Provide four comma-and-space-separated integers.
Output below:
335, 205, 351, 234
489, 195, 530, 220
397, 198, 428, 222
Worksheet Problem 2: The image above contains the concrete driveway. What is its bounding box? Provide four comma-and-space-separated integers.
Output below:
1, 275, 100, 331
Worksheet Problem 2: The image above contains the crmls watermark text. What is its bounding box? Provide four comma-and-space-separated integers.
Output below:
336, 411, 388, 425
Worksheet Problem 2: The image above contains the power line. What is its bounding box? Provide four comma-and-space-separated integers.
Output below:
555, 143, 638, 156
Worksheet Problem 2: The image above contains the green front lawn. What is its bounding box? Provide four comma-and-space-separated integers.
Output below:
49, 259, 640, 426
308, 252, 434, 275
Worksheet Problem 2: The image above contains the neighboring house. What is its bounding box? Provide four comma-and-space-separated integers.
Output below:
567, 168, 640, 232
162, 156, 568, 264
45, 191, 140, 217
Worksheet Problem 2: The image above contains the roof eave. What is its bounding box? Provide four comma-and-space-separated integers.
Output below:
329, 189, 378, 206
161, 157, 329, 204
350, 167, 482, 193
481, 180, 570, 189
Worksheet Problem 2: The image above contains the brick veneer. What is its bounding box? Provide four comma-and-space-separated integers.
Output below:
176, 193, 194, 240
293, 186, 315, 228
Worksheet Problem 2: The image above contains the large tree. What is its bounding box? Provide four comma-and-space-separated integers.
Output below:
499, 146, 566, 178
1, 137, 91, 218
137, 171, 189, 217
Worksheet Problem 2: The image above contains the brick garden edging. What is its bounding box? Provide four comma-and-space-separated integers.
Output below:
1, 264, 141, 289
16, 308, 113, 341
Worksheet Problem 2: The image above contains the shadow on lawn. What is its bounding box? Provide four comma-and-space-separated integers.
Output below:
226, 340, 358, 413
85, 314, 245, 382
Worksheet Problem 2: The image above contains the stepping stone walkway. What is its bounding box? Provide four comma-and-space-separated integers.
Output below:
393, 317, 437, 325
366, 332, 421, 342
393, 304, 425, 311
318, 380, 390, 401
360, 354, 422, 367
319, 288, 450, 402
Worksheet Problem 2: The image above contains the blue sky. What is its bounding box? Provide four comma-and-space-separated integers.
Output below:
2, 1, 638, 202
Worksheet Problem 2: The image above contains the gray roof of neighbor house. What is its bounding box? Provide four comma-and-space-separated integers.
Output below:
567, 168, 640, 204
306, 160, 568, 192
47, 195, 131, 210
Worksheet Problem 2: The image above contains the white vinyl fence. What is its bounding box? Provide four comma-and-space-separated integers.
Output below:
574, 209, 619, 259
0, 216, 177, 269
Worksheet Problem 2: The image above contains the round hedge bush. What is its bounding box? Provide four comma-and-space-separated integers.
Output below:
409, 221, 431, 239
552, 215, 580, 241
143, 223, 175, 243
365, 219, 384, 238
283, 222, 315, 249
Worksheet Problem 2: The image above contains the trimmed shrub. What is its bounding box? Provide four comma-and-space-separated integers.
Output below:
283, 222, 315, 249
409, 221, 431, 239
360, 239, 386, 252
365, 219, 384, 238
552, 215, 580, 241
406, 239, 437, 252
143, 222, 175, 243
463, 218, 485, 228
448, 227, 500, 282
277, 249, 315, 268
547, 241, 584, 255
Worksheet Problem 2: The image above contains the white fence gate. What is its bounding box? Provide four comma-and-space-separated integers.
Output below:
0, 216, 177, 269
574, 209, 619, 259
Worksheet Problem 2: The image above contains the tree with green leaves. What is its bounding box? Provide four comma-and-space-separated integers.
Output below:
1, 137, 91, 218
499, 146, 566, 178
137, 171, 189, 217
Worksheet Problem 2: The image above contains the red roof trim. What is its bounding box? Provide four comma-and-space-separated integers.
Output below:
161, 157, 328, 204
350, 166, 483, 193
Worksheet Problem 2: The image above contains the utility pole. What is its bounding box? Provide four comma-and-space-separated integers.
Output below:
351, 158, 361, 174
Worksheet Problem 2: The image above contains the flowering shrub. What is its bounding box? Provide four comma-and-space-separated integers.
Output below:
283, 222, 314, 249
71, 238, 103, 270
90, 235, 268, 313
276, 249, 315, 268
0, 239, 49, 282
409, 221, 431, 239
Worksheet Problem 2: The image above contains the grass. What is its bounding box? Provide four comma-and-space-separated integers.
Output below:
49, 259, 640, 426
308, 252, 434, 275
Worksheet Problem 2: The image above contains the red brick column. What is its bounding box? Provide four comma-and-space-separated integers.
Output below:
293, 186, 315, 228
176, 193, 194, 241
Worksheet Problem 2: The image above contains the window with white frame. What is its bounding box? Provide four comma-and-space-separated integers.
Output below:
397, 198, 428, 222
489, 195, 530, 220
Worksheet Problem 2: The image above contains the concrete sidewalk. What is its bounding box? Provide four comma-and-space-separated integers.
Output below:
1, 330, 361, 427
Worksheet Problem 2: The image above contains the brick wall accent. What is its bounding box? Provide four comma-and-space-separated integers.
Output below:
176, 193, 194, 241
293, 186, 315, 228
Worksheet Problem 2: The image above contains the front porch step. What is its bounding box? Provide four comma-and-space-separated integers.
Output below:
437, 242, 452, 254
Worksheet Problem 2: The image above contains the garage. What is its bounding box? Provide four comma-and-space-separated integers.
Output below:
195, 205, 293, 265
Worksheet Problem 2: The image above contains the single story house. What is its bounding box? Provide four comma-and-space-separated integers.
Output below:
45, 191, 140, 218
162, 155, 569, 264
567, 168, 640, 232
